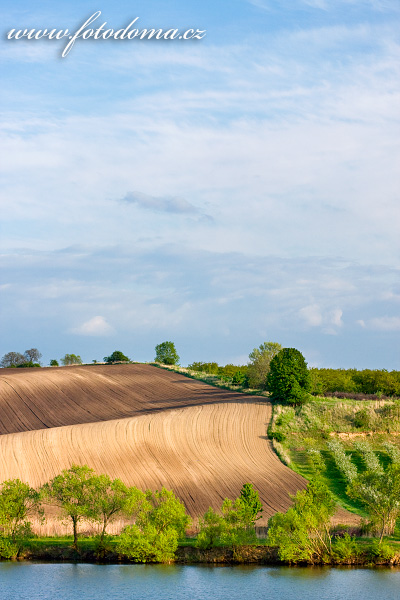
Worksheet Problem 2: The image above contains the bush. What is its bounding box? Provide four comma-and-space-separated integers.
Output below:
0, 537, 18, 559
117, 524, 178, 563
332, 533, 360, 562
368, 539, 395, 561
103, 351, 130, 364
270, 431, 285, 443
266, 348, 311, 405
232, 371, 249, 387
188, 362, 219, 374
50, 359, 59, 367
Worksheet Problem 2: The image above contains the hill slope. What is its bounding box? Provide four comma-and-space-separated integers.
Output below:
0, 364, 306, 525
0, 364, 252, 434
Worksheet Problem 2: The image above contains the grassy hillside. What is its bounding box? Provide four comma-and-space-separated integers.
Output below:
269, 397, 400, 515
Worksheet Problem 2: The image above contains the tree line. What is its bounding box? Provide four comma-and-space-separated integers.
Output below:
2, 341, 399, 399
1, 459, 399, 563
0, 466, 262, 562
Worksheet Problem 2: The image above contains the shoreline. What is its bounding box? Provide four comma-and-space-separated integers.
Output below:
9, 545, 400, 567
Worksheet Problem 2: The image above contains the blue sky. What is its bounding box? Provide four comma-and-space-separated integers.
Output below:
1, 1, 399, 368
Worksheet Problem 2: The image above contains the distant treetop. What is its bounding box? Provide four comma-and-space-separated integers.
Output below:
155, 341, 180, 365
104, 350, 130, 364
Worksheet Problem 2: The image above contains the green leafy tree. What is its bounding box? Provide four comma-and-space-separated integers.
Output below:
42, 464, 99, 550
239, 483, 263, 524
60, 354, 83, 366
196, 489, 262, 550
247, 342, 282, 389
103, 350, 130, 364
117, 487, 189, 562
154, 341, 180, 366
50, 359, 59, 367
117, 524, 179, 563
266, 348, 311, 405
90, 475, 132, 547
196, 507, 227, 549
347, 465, 400, 542
267, 478, 336, 563
0, 479, 42, 544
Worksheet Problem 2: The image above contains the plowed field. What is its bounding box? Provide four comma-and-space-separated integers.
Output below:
0, 364, 308, 526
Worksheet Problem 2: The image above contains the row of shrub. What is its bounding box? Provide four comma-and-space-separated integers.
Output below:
309, 368, 400, 397
187, 361, 400, 398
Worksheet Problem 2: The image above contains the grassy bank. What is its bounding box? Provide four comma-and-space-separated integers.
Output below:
269, 397, 400, 514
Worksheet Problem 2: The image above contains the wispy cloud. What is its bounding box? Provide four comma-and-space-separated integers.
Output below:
70, 316, 115, 336
121, 191, 203, 216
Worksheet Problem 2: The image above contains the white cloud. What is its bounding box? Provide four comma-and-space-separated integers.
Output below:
331, 309, 343, 327
71, 316, 115, 337
299, 304, 323, 326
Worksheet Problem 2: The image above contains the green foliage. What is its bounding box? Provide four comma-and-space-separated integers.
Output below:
0, 537, 19, 559
89, 475, 132, 546
239, 483, 263, 523
327, 439, 358, 483
368, 539, 396, 561
309, 368, 400, 397
154, 341, 180, 365
354, 408, 373, 429
16, 362, 41, 368
103, 350, 130, 364
247, 341, 282, 389
270, 431, 285, 442
188, 361, 219, 374
0, 479, 42, 544
50, 359, 59, 367
138, 488, 190, 536
117, 487, 189, 562
196, 490, 261, 550
267, 478, 336, 563
117, 524, 178, 563
60, 354, 83, 366
196, 507, 226, 549
231, 370, 249, 387
347, 464, 400, 541
42, 464, 100, 549
267, 348, 311, 405
332, 533, 360, 562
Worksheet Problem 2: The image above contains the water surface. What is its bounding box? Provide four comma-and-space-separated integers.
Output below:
0, 563, 399, 600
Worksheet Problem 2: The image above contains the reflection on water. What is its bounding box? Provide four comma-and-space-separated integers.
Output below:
0, 563, 399, 600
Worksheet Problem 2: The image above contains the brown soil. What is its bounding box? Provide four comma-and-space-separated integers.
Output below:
0, 364, 357, 527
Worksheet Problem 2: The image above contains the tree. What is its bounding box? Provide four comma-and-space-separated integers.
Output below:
239, 483, 263, 524
103, 350, 129, 364
154, 341, 180, 366
247, 342, 282, 389
117, 487, 189, 562
60, 354, 83, 366
196, 488, 262, 550
23, 348, 42, 364
267, 478, 336, 563
266, 348, 311, 405
0, 479, 42, 544
50, 359, 59, 367
347, 465, 400, 542
90, 475, 132, 547
42, 464, 99, 550
0, 352, 25, 368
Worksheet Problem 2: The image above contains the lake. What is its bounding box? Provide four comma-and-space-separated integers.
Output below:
0, 563, 399, 600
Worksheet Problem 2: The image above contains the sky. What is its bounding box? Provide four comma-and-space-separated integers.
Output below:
0, 0, 399, 369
